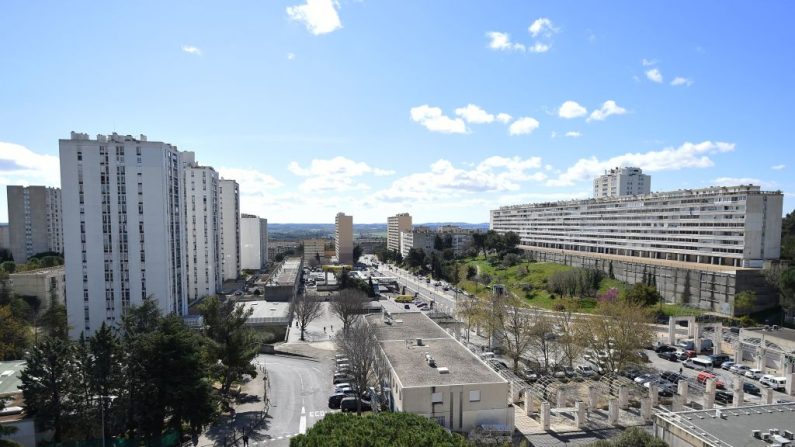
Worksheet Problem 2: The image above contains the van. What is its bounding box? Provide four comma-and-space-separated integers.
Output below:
697, 371, 725, 389
760, 375, 787, 391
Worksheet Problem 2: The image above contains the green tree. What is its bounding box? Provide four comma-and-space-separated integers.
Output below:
352, 244, 363, 264
290, 412, 468, 447
472, 232, 487, 258
623, 283, 661, 307
405, 248, 426, 270
1, 261, 15, 274
586, 426, 666, 447
0, 305, 31, 360
734, 290, 756, 315
433, 234, 444, 251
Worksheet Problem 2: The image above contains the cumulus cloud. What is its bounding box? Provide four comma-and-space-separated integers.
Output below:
645, 68, 663, 83
181, 45, 202, 56
286, 0, 342, 35
587, 100, 627, 122
772, 164, 786, 170
0, 142, 60, 187
508, 117, 540, 135
558, 100, 588, 119
528, 18, 557, 38
546, 140, 735, 187
218, 167, 283, 197
486, 32, 525, 52
370, 156, 545, 203
455, 104, 495, 124
496, 113, 513, 124
410, 105, 468, 134
288, 156, 394, 192
641, 58, 657, 67
565, 131, 581, 138
670, 76, 693, 87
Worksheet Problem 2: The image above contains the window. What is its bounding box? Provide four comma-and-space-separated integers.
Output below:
469, 390, 481, 402
431, 392, 443, 404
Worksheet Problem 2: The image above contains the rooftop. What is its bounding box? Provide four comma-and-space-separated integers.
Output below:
241, 300, 291, 320
9, 265, 65, 277
367, 312, 506, 388
656, 403, 795, 447
267, 257, 302, 287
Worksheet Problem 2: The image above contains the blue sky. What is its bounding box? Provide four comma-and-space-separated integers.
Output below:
0, 0, 793, 223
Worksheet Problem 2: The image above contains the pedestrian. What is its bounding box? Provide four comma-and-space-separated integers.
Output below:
323, 326, 326, 332
331, 324, 334, 331
242, 434, 249, 447
679, 367, 683, 375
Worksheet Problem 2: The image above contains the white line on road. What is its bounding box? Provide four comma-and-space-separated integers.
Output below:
299, 406, 307, 434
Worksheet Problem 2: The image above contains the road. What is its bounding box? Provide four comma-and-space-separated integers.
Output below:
378, 264, 459, 314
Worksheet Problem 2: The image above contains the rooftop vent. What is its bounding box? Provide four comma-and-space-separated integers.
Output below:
425, 353, 436, 367
437, 367, 450, 374
416, 338, 423, 346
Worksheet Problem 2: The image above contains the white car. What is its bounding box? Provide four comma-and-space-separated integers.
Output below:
576, 365, 597, 377
744, 368, 763, 380
760, 375, 787, 391
730, 364, 751, 375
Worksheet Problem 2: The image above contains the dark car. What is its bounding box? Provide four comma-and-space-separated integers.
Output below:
333, 374, 354, 385
743, 382, 761, 395
655, 345, 677, 353
658, 383, 677, 397
710, 354, 731, 367
715, 390, 733, 404
328, 391, 355, 409
620, 367, 643, 380
658, 351, 679, 362
661, 371, 685, 384
340, 397, 372, 412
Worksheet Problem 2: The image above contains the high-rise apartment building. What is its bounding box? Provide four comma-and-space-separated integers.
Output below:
182, 153, 222, 302
60, 132, 188, 337
593, 166, 650, 198
387, 213, 412, 252
240, 214, 268, 270
218, 179, 240, 281
7, 185, 63, 262
0, 223, 9, 250
335, 212, 353, 265
303, 238, 327, 263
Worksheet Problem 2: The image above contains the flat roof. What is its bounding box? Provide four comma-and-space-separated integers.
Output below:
241, 300, 291, 319
267, 257, 302, 286
9, 265, 65, 277
657, 403, 795, 447
367, 312, 506, 388
0, 361, 26, 396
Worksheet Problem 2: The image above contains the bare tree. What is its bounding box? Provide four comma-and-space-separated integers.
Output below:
528, 311, 560, 372
293, 293, 324, 341
455, 295, 481, 342
331, 288, 368, 333
555, 300, 585, 368
498, 296, 535, 373
335, 320, 377, 414
577, 300, 654, 373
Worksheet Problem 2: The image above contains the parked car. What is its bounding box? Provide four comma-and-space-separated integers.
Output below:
710, 354, 732, 367
715, 390, 734, 404
563, 366, 576, 377
634, 373, 657, 385
730, 364, 751, 375
576, 365, 597, 377
620, 367, 643, 380
654, 345, 677, 354
744, 368, 764, 380
522, 369, 539, 382
328, 391, 355, 409
697, 371, 725, 389
760, 375, 787, 391
661, 371, 685, 384
721, 361, 736, 371
340, 397, 372, 412
333, 374, 354, 385
743, 382, 761, 395
658, 351, 679, 362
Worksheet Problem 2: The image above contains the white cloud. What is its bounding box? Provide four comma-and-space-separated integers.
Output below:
454, 104, 495, 124
287, 52, 296, 60
410, 105, 468, 134
528, 18, 557, 38
547, 140, 735, 187
486, 32, 525, 52
286, 0, 342, 35
645, 68, 663, 83
288, 156, 394, 192
370, 156, 545, 204
181, 45, 202, 56
508, 117, 540, 135
565, 131, 581, 138
496, 113, 513, 123
772, 164, 786, 170
217, 167, 283, 198
670, 76, 693, 87
558, 100, 588, 119
0, 142, 60, 187
527, 42, 551, 53
587, 100, 627, 122
713, 177, 775, 188
641, 58, 657, 67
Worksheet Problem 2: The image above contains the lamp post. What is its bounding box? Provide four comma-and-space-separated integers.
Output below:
97, 395, 117, 447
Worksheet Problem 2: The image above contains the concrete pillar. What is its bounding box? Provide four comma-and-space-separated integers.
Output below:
763, 387, 774, 404
695, 337, 702, 354
704, 378, 716, 409
713, 323, 722, 355
786, 373, 795, 396
524, 392, 535, 415
574, 401, 586, 428
678, 380, 688, 404
588, 386, 598, 409
649, 385, 658, 407
556, 389, 566, 409
608, 398, 619, 425
671, 394, 682, 411
756, 349, 765, 370
641, 397, 652, 422
733, 341, 742, 363
618, 385, 629, 410
668, 318, 676, 345
540, 401, 551, 431
733, 379, 744, 408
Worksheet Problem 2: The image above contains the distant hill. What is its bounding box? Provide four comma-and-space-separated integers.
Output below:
268, 222, 488, 240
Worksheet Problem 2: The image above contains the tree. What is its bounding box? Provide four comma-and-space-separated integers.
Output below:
0, 305, 31, 361
331, 288, 368, 333
367, 276, 376, 298
586, 426, 666, 447
528, 312, 560, 372
498, 297, 535, 373
294, 293, 324, 341
734, 290, 756, 316
472, 232, 487, 258
623, 283, 661, 307
40, 292, 68, 339
556, 300, 585, 368
88, 324, 124, 441
577, 300, 654, 372
404, 248, 426, 270
455, 295, 481, 342
1, 261, 15, 273
290, 412, 468, 447
608, 260, 615, 279
433, 234, 444, 251
199, 296, 260, 395
335, 320, 377, 415
19, 337, 79, 442
352, 244, 363, 264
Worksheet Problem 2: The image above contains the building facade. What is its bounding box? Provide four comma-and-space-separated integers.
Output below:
219, 179, 240, 281
240, 214, 268, 270
9, 266, 66, 313
0, 223, 9, 250
183, 153, 222, 302
7, 185, 63, 263
303, 238, 327, 263
492, 185, 782, 268
60, 132, 188, 336
593, 166, 650, 198
387, 213, 412, 252
335, 212, 353, 265
400, 226, 474, 258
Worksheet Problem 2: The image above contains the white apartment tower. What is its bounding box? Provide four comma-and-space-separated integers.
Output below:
60, 132, 188, 337
7, 185, 64, 263
593, 166, 651, 198
387, 213, 412, 253
240, 214, 268, 270
219, 179, 240, 280
335, 212, 353, 265
182, 153, 222, 302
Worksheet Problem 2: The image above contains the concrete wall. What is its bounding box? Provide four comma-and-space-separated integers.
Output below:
525, 248, 779, 316
9, 267, 65, 312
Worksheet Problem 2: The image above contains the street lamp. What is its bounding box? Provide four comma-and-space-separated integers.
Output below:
96, 394, 117, 447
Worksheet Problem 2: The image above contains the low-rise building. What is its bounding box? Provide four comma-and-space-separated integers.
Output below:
262, 257, 302, 302
9, 266, 65, 313
366, 312, 513, 433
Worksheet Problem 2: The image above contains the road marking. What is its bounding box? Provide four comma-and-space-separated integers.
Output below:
299, 406, 307, 434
